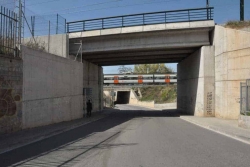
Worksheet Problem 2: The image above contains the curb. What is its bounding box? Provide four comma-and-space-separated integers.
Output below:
180, 117, 250, 145
0, 114, 107, 155
126, 104, 161, 111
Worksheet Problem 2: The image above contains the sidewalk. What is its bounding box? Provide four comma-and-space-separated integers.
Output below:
180, 116, 250, 144
0, 111, 110, 154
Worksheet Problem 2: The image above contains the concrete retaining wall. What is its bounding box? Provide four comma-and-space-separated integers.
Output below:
129, 90, 154, 108
22, 46, 102, 129
214, 26, 250, 119
0, 55, 23, 134
22, 46, 83, 129
24, 34, 69, 58
177, 46, 215, 116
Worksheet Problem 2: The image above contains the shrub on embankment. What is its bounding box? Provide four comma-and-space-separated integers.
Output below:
137, 85, 177, 103
224, 20, 250, 29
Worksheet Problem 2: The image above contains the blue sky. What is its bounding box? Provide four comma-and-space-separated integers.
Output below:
1, 0, 249, 73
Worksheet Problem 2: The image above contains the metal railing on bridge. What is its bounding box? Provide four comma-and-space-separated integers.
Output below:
67, 7, 214, 33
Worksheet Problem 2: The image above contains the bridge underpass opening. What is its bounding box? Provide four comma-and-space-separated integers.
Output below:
101, 45, 214, 117
116, 91, 130, 104
99, 44, 215, 116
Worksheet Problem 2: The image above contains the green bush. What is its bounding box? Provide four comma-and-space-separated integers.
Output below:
25, 40, 46, 51
139, 85, 177, 103
225, 20, 250, 29
241, 112, 250, 116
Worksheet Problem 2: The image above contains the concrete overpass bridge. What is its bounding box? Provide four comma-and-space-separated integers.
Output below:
68, 7, 214, 66
66, 6, 250, 121
67, 7, 218, 118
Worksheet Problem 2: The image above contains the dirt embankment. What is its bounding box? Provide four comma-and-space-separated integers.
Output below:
137, 85, 177, 103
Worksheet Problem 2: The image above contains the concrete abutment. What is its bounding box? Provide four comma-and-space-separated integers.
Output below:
177, 46, 215, 117
214, 25, 250, 119
178, 25, 250, 120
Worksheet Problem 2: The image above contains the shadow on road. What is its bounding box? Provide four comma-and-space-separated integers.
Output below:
1, 109, 179, 167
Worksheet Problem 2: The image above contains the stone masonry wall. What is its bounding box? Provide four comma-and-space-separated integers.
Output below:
0, 55, 23, 134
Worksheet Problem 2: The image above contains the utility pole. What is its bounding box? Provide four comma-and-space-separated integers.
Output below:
206, 0, 210, 19
240, 0, 244, 21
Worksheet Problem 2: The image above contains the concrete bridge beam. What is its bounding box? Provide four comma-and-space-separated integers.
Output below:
70, 29, 211, 54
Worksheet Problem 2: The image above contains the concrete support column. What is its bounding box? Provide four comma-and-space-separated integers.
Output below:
177, 46, 215, 117
98, 66, 103, 110
83, 60, 103, 113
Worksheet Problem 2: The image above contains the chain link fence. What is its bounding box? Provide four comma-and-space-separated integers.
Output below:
23, 8, 66, 39
22, 7, 67, 56
24, 13, 66, 38
240, 79, 250, 115
0, 1, 67, 57
0, 0, 16, 11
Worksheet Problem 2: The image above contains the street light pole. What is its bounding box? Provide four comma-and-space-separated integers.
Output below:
240, 0, 244, 21
206, 0, 210, 7
206, 0, 210, 20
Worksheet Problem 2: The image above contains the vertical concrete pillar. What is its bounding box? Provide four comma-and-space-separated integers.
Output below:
98, 66, 103, 110
83, 60, 103, 113
177, 46, 215, 116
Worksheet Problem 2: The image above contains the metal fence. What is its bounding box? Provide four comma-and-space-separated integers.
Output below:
67, 7, 214, 33
0, 6, 18, 56
24, 14, 66, 38
22, 8, 67, 55
240, 79, 250, 115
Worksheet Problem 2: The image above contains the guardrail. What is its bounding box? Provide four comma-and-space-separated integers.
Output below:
67, 7, 214, 33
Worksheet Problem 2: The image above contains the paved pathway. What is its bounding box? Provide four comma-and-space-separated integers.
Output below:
1, 105, 250, 167
180, 116, 250, 144
0, 112, 107, 154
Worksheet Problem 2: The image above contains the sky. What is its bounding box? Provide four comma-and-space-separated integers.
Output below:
1, 0, 249, 73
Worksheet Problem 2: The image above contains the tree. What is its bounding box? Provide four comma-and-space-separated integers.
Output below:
133, 64, 173, 74
118, 65, 132, 74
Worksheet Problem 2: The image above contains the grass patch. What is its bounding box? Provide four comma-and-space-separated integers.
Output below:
225, 20, 250, 29
241, 112, 250, 116
25, 40, 46, 51
139, 85, 177, 103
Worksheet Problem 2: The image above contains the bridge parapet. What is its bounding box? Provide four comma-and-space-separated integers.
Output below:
67, 7, 214, 33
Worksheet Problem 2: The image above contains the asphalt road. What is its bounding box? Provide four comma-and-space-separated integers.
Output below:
1, 105, 250, 167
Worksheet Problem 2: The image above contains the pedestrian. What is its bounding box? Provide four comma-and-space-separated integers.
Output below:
87, 100, 92, 117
